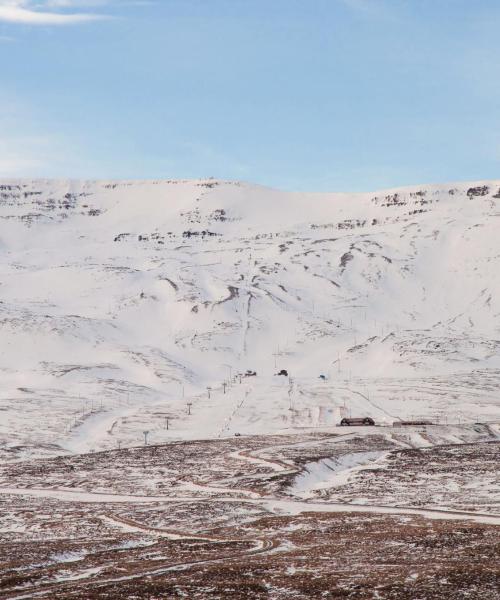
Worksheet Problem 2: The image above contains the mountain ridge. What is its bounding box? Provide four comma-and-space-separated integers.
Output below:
1, 177, 499, 457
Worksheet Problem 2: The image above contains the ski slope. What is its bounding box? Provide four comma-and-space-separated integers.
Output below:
0, 178, 499, 457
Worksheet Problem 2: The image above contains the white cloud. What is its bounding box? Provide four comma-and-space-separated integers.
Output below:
0, 128, 91, 177
0, 95, 75, 177
0, 152, 43, 176
0, 133, 52, 176
41, 1, 108, 7
0, 0, 107, 24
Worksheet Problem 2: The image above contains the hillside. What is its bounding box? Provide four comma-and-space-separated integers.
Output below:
1, 178, 499, 457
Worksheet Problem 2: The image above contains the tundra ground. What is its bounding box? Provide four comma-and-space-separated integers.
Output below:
0, 426, 498, 599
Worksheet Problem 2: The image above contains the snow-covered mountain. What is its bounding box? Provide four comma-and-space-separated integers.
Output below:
1, 178, 499, 457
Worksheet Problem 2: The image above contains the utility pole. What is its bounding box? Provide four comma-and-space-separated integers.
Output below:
143, 430, 149, 446
187, 402, 192, 415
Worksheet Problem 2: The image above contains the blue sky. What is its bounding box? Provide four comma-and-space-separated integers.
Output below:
0, 0, 499, 191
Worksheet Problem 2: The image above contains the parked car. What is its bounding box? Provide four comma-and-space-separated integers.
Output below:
340, 417, 375, 426
276, 369, 288, 377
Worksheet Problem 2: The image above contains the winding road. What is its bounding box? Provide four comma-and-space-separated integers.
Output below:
0, 431, 498, 599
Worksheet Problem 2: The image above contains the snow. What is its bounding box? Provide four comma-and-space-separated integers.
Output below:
0, 178, 499, 458
289, 451, 387, 498
1, 485, 498, 525
0, 487, 170, 503
50, 551, 87, 564
258, 499, 500, 526
54, 566, 104, 582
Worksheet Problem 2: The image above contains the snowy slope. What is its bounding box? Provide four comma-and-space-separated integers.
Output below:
0, 178, 499, 456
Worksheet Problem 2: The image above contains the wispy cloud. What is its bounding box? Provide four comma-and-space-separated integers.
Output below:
0, 129, 56, 176
0, 95, 78, 177
0, 0, 108, 25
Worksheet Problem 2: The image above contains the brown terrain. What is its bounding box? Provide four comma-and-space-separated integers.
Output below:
0, 427, 498, 599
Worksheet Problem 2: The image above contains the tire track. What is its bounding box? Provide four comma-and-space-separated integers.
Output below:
1, 514, 279, 600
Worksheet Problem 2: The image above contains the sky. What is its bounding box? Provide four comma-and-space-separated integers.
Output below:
0, 0, 499, 192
